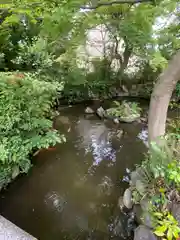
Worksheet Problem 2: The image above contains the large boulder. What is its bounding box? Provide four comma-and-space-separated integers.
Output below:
96, 106, 106, 118
135, 179, 146, 195
85, 107, 94, 114
123, 188, 133, 209
106, 101, 141, 123
130, 168, 145, 187
133, 202, 153, 229
134, 225, 157, 240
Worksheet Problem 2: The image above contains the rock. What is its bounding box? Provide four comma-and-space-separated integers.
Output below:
116, 129, 123, 139
85, 107, 94, 114
130, 168, 145, 187
140, 198, 150, 211
113, 118, 119, 124
123, 188, 133, 209
134, 225, 157, 240
96, 106, 105, 118
133, 204, 153, 229
135, 179, 146, 195
12, 166, 20, 180
171, 203, 180, 226
140, 199, 153, 228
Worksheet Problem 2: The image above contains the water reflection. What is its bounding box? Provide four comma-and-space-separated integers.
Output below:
138, 128, 148, 147
76, 118, 116, 166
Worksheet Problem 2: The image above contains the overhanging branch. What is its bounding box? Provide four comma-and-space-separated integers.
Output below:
81, 0, 152, 9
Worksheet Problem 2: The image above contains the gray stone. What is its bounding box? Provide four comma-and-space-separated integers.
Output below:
171, 203, 180, 226
133, 204, 143, 224
96, 106, 105, 118
134, 204, 153, 229
123, 188, 133, 209
140, 199, 153, 228
113, 118, 119, 124
130, 168, 145, 187
134, 225, 157, 240
140, 198, 150, 211
85, 107, 94, 114
0, 215, 36, 239
135, 180, 146, 195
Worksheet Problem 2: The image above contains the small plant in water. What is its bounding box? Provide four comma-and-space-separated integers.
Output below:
106, 100, 141, 119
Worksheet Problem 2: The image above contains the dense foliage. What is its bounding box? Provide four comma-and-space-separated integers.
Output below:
0, 0, 179, 101
0, 72, 65, 188
131, 134, 180, 240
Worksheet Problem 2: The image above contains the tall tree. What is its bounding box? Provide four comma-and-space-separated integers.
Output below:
148, 50, 180, 143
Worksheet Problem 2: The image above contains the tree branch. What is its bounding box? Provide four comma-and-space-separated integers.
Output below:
81, 0, 152, 9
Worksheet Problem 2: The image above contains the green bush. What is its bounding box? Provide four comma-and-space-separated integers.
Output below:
0, 72, 65, 188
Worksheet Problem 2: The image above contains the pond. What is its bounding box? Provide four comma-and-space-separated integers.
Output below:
0, 101, 149, 240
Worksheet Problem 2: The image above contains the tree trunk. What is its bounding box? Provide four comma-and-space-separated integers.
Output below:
148, 50, 180, 143
117, 44, 132, 85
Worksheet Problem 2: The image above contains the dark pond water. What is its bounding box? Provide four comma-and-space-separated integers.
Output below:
0, 102, 150, 240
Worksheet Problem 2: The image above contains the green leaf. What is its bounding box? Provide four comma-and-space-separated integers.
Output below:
155, 225, 167, 233
167, 229, 173, 240
154, 230, 165, 237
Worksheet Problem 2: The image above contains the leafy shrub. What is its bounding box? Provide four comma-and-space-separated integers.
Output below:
11, 37, 55, 72
153, 211, 180, 240
131, 137, 180, 239
0, 72, 65, 188
132, 136, 180, 201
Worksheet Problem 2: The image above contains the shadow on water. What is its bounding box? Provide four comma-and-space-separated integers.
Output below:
0, 103, 149, 240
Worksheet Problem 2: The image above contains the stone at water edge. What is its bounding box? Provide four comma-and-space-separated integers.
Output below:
140, 198, 153, 229
85, 107, 94, 114
135, 179, 146, 195
133, 203, 153, 229
113, 118, 120, 124
96, 106, 105, 118
123, 188, 133, 209
134, 225, 157, 240
130, 168, 145, 187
